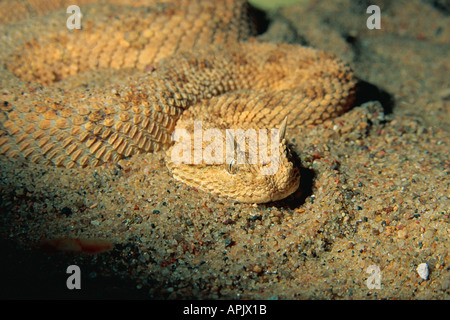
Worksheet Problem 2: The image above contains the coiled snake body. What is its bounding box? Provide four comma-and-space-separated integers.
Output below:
0, 0, 356, 203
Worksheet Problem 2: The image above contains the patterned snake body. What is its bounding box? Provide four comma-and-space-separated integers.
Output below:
0, 0, 356, 203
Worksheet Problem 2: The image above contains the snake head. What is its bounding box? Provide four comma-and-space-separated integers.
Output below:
221, 139, 300, 203
166, 117, 300, 203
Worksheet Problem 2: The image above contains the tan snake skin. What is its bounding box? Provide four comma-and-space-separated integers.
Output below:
0, 0, 356, 203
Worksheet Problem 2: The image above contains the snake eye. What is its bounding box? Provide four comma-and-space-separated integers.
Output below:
226, 158, 236, 175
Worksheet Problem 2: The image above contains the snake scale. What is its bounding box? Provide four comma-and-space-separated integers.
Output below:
0, 0, 357, 203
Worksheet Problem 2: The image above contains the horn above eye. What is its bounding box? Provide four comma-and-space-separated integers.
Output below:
279, 116, 288, 142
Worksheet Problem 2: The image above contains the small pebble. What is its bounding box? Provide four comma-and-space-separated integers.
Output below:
252, 265, 263, 274
416, 263, 429, 280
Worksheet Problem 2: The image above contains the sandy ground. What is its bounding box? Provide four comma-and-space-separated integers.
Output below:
0, 0, 448, 299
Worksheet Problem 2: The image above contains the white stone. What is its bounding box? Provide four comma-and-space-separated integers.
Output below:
416, 263, 429, 280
